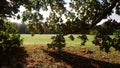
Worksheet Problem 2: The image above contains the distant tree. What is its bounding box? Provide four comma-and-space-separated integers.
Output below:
18, 23, 29, 34
13, 23, 28, 34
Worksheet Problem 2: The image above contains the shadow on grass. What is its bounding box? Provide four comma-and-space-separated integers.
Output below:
44, 50, 120, 68
0, 47, 28, 68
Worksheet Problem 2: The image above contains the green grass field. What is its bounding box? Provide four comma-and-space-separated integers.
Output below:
21, 34, 55, 45
21, 34, 94, 46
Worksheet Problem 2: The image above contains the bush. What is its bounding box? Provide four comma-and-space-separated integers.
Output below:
0, 20, 26, 67
0, 21, 23, 52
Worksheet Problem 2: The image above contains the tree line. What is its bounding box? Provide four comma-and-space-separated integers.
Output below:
13, 23, 59, 34
14, 20, 120, 35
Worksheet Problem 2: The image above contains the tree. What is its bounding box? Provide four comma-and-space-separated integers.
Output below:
20, 0, 120, 33
0, 0, 25, 51
13, 23, 29, 34
0, 1, 30, 67
19, 0, 120, 51
0, 0, 120, 52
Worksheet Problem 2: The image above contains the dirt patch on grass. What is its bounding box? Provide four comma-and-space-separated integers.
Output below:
23, 45, 120, 68
1, 45, 119, 68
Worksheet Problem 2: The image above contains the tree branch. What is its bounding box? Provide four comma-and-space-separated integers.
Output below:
89, 0, 118, 29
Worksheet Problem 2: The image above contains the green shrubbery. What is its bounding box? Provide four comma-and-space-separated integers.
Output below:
0, 20, 26, 67
0, 20, 23, 52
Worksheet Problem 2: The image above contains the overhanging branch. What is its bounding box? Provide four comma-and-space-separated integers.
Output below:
89, 0, 119, 29
61, 0, 119, 35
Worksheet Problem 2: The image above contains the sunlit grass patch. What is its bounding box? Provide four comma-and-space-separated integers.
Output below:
21, 34, 95, 46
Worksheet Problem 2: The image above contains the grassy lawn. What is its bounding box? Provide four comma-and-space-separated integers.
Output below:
21, 34, 95, 47
21, 34, 55, 45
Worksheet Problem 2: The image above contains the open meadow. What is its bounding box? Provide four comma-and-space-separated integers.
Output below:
21, 34, 94, 46
18, 34, 120, 68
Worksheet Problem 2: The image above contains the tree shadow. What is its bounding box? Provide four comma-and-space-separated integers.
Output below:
44, 50, 120, 68
0, 46, 28, 68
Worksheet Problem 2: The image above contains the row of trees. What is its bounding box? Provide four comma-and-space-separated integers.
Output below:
13, 23, 59, 34
14, 20, 120, 35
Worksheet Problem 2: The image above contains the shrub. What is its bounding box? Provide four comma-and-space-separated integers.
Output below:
0, 21, 23, 52
0, 20, 25, 67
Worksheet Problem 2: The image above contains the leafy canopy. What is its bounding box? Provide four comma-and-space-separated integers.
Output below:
1, 0, 119, 34
20, 0, 120, 34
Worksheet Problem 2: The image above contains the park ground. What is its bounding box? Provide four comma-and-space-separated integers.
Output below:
20, 34, 120, 68
1, 34, 120, 68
